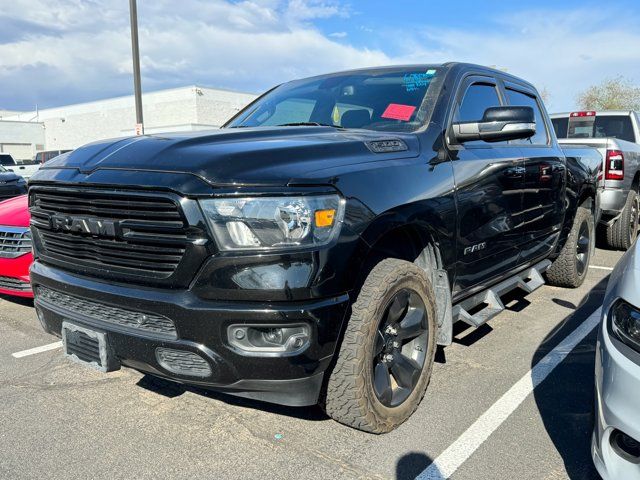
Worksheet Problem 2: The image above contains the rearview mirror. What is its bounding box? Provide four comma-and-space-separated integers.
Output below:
452, 106, 536, 143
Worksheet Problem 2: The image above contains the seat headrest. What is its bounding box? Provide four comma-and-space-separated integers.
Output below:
341, 109, 371, 129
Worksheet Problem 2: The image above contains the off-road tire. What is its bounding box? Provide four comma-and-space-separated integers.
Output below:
546, 206, 594, 288
322, 258, 437, 433
605, 190, 639, 251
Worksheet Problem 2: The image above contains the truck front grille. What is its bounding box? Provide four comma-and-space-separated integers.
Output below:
37, 286, 177, 338
29, 187, 193, 281
156, 348, 212, 378
0, 276, 31, 292
0, 226, 32, 259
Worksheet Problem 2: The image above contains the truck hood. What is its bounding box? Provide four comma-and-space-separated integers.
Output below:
40, 127, 420, 187
0, 194, 29, 227
0, 171, 22, 183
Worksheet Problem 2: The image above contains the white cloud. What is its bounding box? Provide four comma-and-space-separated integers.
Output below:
0, 0, 385, 109
0, 2, 638, 112
284, 0, 351, 22
391, 8, 640, 111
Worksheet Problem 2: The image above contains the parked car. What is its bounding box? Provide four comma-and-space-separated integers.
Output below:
0, 195, 32, 298
0, 153, 40, 179
29, 63, 601, 433
0, 165, 27, 202
35, 150, 72, 164
551, 111, 640, 250
593, 238, 640, 479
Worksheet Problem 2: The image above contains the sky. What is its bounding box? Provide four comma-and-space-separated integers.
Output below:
1, 0, 639, 112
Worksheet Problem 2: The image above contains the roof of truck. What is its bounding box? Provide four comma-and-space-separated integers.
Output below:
283, 62, 538, 91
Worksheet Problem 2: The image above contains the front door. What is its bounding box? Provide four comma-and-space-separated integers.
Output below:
448, 76, 525, 297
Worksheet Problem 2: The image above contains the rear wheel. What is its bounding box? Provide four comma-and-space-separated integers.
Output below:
605, 190, 640, 250
546, 206, 594, 288
322, 258, 437, 433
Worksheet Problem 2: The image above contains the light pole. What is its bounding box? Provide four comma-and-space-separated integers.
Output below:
129, 0, 144, 135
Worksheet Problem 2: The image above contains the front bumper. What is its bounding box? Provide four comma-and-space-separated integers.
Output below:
31, 260, 351, 406
593, 323, 640, 480
0, 253, 33, 298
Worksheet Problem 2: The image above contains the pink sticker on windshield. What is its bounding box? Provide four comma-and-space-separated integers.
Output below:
381, 104, 416, 121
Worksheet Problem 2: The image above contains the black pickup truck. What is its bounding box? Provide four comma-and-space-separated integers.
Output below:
29, 63, 601, 433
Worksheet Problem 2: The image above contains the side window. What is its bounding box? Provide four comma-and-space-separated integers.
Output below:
455, 83, 501, 123
505, 89, 549, 145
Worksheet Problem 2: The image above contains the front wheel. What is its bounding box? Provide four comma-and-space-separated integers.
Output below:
322, 258, 437, 433
546, 206, 594, 288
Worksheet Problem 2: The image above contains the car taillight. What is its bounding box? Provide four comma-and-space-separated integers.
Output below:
605, 149, 624, 180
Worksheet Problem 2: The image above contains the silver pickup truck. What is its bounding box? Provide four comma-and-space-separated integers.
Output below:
0, 153, 40, 180
551, 110, 640, 250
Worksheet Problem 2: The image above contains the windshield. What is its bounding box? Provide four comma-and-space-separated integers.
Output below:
226, 68, 443, 133
554, 115, 636, 143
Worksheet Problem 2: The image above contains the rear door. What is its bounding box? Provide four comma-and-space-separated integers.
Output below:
503, 83, 566, 263
448, 75, 525, 296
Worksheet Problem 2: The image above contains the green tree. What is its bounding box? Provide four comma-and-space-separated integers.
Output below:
577, 76, 640, 110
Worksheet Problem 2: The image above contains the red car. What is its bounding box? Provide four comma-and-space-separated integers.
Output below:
0, 195, 33, 298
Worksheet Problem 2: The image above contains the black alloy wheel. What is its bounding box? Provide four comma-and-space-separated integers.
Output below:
372, 288, 429, 408
576, 220, 591, 276
628, 194, 640, 245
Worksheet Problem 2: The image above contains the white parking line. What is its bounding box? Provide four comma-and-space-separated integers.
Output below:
12, 341, 63, 358
416, 307, 602, 480
590, 265, 614, 271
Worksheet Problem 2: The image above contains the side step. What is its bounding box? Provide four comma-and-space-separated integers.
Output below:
452, 260, 551, 329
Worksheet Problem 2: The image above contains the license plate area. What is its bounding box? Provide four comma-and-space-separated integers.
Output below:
62, 322, 120, 373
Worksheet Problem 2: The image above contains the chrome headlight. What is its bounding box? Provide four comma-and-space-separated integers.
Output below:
611, 300, 640, 352
199, 195, 344, 251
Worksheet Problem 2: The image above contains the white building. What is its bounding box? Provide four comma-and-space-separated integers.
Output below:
0, 85, 257, 161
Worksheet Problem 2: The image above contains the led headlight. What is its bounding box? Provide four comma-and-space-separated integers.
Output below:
199, 195, 344, 251
611, 300, 640, 352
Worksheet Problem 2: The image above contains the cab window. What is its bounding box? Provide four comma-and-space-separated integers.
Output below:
455, 83, 502, 123
505, 88, 549, 145
454, 82, 504, 145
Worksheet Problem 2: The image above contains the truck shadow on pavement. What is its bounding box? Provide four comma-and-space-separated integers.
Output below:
0, 293, 33, 307
395, 451, 435, 479
136, 374, 330, 422
531, 276, 609, 480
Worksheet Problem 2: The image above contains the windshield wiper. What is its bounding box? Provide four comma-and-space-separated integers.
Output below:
276, 122, 344, 129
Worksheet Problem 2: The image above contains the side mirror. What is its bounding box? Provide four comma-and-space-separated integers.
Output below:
452, 106, 536, 143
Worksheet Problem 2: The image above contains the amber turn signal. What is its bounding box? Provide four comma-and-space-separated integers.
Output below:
314, 209, 336, 227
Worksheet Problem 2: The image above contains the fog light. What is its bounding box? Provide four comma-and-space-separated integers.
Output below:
228, 324, 310, 356
263, 328, 284, 345
611, 429, 640, 462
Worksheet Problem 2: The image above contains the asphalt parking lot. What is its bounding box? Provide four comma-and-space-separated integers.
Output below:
0, 248, 623, 480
